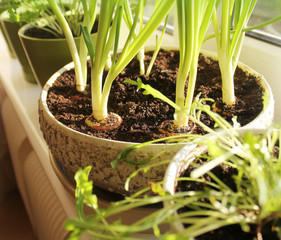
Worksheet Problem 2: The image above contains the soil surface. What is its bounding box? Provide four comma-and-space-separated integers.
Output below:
24, 20, 98, 39
46, 49, 264, 143
197, 223, 278, 240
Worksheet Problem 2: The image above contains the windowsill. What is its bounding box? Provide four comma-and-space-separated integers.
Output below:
0, 33, 77, 219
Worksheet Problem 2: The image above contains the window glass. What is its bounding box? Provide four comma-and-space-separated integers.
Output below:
143, 0, 174, 31
248, 0, 281, 39
143, 1, 281, 45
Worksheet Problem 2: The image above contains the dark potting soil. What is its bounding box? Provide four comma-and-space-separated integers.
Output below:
24, 20, 98, 39
24, 27, 58, 39
197, 223, 278, 240
46, 49, 264, 143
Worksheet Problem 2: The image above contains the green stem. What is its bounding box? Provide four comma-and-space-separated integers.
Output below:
47, 0, 84, 92
183, 51, 199, 123
91, 67, 104, 120
79, 0, 97, 91
90, 0, 117, 120
146, 15, 168, 77
174, 0, 194, 127
97, 0, 175, 120
219, 49, 235, 105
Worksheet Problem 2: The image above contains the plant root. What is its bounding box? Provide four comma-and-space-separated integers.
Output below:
159, 120, 196, 136
85, 112, 123, 131
212, 102, 234, 116
70, 95, 88, 101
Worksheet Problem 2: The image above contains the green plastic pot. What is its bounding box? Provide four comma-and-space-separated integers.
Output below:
0, 21, 15, 58
0, 3, 15, 58
18, 21, 97, 87
0, 11, 36, 84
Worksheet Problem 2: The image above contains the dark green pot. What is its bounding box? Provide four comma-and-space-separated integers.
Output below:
0, 3, 15, 58
0, 11, 36, 84
18, 22, 97, 87
0, 20, 15, 58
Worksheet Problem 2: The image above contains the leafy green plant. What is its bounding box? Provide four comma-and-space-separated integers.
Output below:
5, 0, 46, 24
65, 101, 281, 239
4, 0, 85, 38
0, 0, 8, 13
172, 128, 281, 240
64, 166, 176, 240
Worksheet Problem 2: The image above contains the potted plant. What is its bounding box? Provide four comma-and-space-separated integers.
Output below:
63, 104, 281, 239
126, 0, 279, 131
163, 126, 281, 239
0, 0, 15, 58
211, 0, 281, 108
39, 0, 179, 196
39, 0, 280, 196
0, 1, 37, 83
18, 0, 98, 87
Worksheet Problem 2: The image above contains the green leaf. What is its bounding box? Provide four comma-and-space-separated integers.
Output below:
124, 78, 182, 111
80, 25, 95, 63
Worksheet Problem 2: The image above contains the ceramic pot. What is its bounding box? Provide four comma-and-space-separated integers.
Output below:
0, 20, 15, 58
39, 50, 274, 196
0, 3, 15, 58
18, 21, 97, 87
0, 11, 36, 84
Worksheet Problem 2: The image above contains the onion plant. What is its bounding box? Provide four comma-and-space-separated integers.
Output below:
122, 0, 145, 75
65, 104, 281, 239
48, 0, 97, 92
126, 0, 281, 129
211, 0, 258, 105
127, 0, 217, 129
173, 0, 216, 128
79, 0, 175, 125
211, 0, 281, 106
